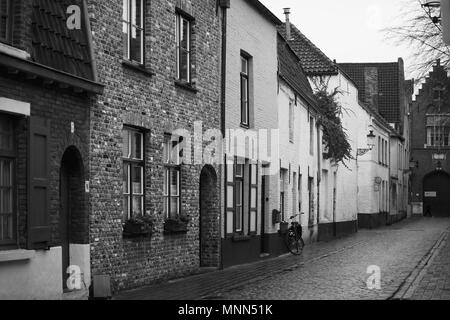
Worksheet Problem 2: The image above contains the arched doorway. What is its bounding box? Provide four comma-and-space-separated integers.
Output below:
423, 170, 450, 217
199, 165, 219, 268
60, 146, 87, 289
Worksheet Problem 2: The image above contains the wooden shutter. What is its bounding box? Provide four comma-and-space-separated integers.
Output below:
28, 116, 51, 249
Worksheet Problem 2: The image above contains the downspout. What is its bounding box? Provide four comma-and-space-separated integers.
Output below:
218, 0, 229, 270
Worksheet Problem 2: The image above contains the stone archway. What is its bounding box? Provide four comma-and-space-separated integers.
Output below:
60, 146, 88, 290
199, 165, 220, 268
423, 170, 450, 217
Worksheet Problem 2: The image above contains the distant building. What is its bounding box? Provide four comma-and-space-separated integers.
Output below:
411, 60, 450, 217
340, 61, 412, 225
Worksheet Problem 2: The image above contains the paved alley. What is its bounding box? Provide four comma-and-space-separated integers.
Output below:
116, 217, 450, 300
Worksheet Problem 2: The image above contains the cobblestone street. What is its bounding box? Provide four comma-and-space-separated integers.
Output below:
116, 217, 450, 300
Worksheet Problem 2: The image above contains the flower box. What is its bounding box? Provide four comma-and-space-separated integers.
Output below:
123, 216, 153, 238
164, 217, 189, 234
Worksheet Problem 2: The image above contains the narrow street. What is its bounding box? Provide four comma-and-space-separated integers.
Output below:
116, 217, 450, 300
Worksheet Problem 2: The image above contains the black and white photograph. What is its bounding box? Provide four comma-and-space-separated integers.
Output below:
1, 0, 450, 307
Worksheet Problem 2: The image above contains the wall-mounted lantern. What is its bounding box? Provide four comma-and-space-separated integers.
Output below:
357, 130, 376, 158
409, 159, 419, 170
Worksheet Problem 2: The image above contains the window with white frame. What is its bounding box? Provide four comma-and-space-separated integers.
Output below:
289, 99, 294, 143
240, 54, 250, 127
122, 0, 144, 64
176, 13, 191, 83
122, 127, 145, 220
163, 134, 182, 219
426, 115, 450, 147
225, 158, 257, 236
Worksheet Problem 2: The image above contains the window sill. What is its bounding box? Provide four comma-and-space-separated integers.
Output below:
0, 249, 35, 263
122, 60, 154, 77
174, 80, 198, 93
232, 235, 251, 242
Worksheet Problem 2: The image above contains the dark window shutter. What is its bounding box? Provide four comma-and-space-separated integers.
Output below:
28, 116, 51, 249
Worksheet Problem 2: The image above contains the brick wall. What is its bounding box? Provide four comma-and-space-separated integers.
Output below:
86, 0, 222, 292
0, 74, 91, 249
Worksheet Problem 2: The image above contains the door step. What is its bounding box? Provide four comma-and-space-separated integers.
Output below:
260, 253, 270, 258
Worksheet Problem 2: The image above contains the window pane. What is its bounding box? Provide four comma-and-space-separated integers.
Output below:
235, 181, 242, 205
251, 187, 257, 208
132, 166, 142, 195
170, 197, 179, 217
181, 18, 189, 49
170, 170, 179, 196
132, 196, 143, 217
226, 164, 234, 182
226, 211, 234, 234
123, 163, 130, 194
235, 164, 243, 177
179, 49, 189, 81
1, 159, 11, 186
227, 186, 234, 208
164, 169, 169, 196
122, 130, 130, 158
0, 0, 9, 41
0, 117, 13, 151
132, 132, 143, 160
122, 0, 129, 22
130, 26, 143, 63
123, 196, 130, 220
251, 165, 257, 185
235, 206, 242, 231
131, 0, 142, 27
241, 57, 248, 74
250, 211, 257, 233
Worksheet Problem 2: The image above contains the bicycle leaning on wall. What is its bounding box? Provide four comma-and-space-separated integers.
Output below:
284, 213, 305, 255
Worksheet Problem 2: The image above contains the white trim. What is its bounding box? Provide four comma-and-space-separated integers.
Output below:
0, 250, 35, 263
0, 42, 31, 60
0, 97, 31, 116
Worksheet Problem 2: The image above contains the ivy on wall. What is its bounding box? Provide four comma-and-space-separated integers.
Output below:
312, 79, 353, 166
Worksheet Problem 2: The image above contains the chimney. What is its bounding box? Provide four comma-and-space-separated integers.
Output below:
283, 8, 292, 40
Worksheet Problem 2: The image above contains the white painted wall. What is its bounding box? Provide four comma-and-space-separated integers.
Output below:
221, 0, 279, 238
0, 247, 63, 300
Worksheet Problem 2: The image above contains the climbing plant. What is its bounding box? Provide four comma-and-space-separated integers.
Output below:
312, 78, 353, 166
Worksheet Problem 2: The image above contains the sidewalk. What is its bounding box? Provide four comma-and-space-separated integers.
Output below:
114, 233, 366, 300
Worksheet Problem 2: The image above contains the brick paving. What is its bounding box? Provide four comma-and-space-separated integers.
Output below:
410, 229, 450, 300
115, 217, 450, 300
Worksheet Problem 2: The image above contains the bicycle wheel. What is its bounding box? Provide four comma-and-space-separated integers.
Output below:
285, 231, 304, 255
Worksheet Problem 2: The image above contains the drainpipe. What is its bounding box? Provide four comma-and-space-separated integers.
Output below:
218, 0, 229, 270
219, 0, 229, 137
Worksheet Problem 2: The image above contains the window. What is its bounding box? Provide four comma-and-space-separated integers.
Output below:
123, 127, 144, 221
0, 115, 15, 245
433, 86, 445, 102
289, 99, 294, 143
122, 0, 144, 64
163, 134, 182, 219
426, 115, 450, 147
225, 158, 256, 236
310, 117, 314, 155
378, 137, 381, 163
240, 55, 250, 126
0, 0, 12, 43
280, 169, 287, 221
176, 14, 191, 83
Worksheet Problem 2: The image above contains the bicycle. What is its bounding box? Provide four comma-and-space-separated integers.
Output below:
284, 213, 305, 256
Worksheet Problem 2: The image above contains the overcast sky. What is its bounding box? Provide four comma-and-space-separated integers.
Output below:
260, 0, 414, 78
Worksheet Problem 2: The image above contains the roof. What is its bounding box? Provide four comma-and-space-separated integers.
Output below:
277, 33, 317, 109
245, 0, 282, 25
339, 62, 401, 124
278, 23, 338, 75
31, 0, 95, 80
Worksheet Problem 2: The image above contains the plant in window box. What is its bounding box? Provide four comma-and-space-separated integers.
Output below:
123, 215, 154, 238
164, 215, 189, 234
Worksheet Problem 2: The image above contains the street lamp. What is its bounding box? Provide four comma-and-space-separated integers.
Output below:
409, 159, 419, 170
422, 1, 442, 24
357, 130, 376, 157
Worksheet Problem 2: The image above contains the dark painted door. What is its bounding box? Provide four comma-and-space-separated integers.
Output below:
60, 170, 70, 290
423, 171, 450, 217
260, 175, 266, 254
